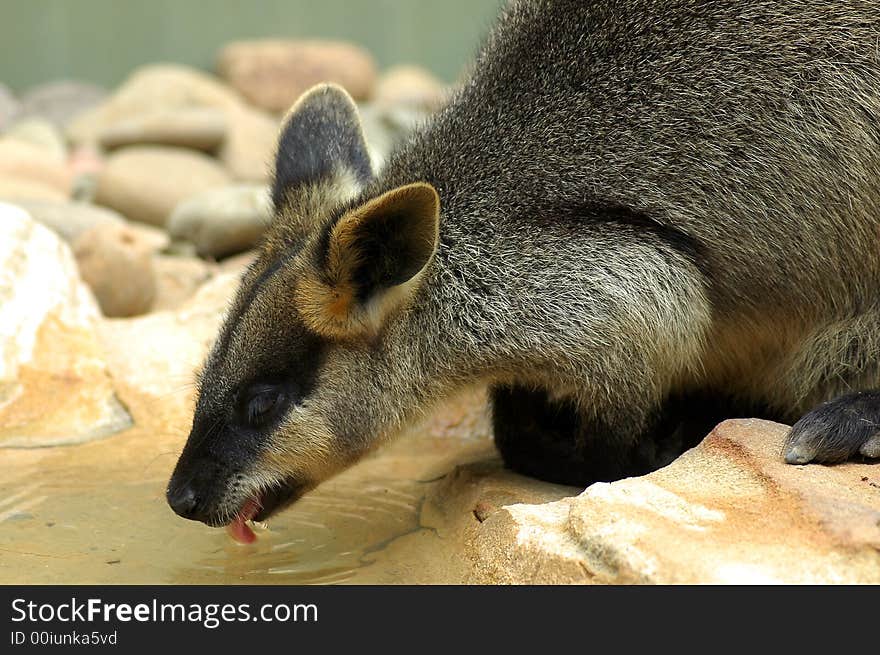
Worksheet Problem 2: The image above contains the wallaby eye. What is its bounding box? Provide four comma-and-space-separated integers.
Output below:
239, 384, 286, 427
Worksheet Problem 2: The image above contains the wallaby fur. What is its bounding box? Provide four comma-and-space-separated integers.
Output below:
168, 0, 880, 527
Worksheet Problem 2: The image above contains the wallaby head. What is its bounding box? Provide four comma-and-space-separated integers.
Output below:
166, 84, 441, 534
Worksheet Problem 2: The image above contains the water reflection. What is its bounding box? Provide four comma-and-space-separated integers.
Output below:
0, 390, 499, 584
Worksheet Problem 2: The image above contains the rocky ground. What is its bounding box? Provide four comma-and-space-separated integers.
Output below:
1, 40, 877, 584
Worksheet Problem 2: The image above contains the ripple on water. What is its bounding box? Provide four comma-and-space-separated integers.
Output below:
189, 478, 426, 584
0, 409, 495, 584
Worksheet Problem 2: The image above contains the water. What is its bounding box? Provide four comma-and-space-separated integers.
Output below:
0, 390, 504, 584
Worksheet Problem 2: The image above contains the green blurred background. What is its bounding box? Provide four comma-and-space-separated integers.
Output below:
0, 0, 502, 91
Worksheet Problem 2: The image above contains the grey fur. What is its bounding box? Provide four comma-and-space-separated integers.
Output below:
168, 0, 880, 526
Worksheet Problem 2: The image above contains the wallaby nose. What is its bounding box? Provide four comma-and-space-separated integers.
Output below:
166, 483, 199, 519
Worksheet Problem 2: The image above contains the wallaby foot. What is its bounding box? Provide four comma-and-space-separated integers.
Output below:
784, 390, 880, 464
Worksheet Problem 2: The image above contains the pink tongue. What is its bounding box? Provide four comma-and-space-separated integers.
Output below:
226, 497, 260, 544
227, 516, 256, 544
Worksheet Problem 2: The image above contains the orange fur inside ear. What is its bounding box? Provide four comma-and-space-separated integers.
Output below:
295, 182, 440, 338
294, 277, 359, 339
326, 288, 353, 318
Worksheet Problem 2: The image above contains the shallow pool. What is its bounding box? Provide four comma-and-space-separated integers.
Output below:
0, 389, 504, 584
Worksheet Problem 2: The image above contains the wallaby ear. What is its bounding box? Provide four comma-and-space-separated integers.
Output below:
272, 83, 373, 211
296, 182, 441, 338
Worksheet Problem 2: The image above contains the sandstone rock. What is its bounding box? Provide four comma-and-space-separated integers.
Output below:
0, 138, 72, 195
16, 80, 107, 130
96, 272, 240, 418
375, 65, 448, 113
167, 184, 271, 258
0, 203, 132, 447
418, 386, 492, 441
3, 118, 67, 160
216, 39, 378, 112
11, 200, 124, 242
151, 254, 216, 312
0, 176, 68, 202
73, 223, 158, 317
217, 105, 279, 182
67, 64, 242, 145
94, 145, 231, 226
98, 107, 227, 151
0, 83, 19, 132
461, 419, 880, 584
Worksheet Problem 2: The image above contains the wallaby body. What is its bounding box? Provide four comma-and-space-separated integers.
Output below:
168, 0, 880, 532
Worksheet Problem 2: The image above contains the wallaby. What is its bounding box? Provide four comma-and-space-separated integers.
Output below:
168, 0, 880, 540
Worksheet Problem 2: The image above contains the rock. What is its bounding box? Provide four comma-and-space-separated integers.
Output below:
15, 199, 169, 251
167, 184, 271, 258
60, 63, 276, 182
370, 67, 448, 149
96, 272, 241, 418
16, 80, 107, 130
68, 144, 105, 202
461, 419, 880, 584
357, 104, 398, 170
216, 39, 378, 112
357, 101, 435, 171
98, 107, 227, 151
418, 386, 492, 441
0, 177, 68, 202
0, 83, 19, 132
12, 200, 171, 253
125, 222, 171, 253
67, 64, 242, 145
0, 203, 132, 447
375, 65, 448, 113
0, 138, 72, 195
217, 105, 279, 182
72, 223, 158, 317
218, 249, 257, 274
94, 146, 231, 227
10, 200, 124, 243
69, 143, 104, 178
151, 255, 216, 312
163, 239, 199, 258
3, 118, 67, 160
